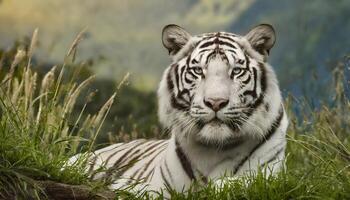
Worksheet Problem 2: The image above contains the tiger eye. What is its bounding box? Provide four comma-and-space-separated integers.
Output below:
193, 67, 203, 75
232, 68, 242, 75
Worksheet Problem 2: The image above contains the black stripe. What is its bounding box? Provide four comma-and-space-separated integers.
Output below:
167, 67, 189, 111
142, 140, 167, 154
195, 169, 208, 184
219, 35, 236, 43
219, 50, 229, 63
160, 166, 172, 189
231, 54, 236, 63
184, 74, 194, 84
233, 107, 284, 174
201, 35, 216, 40
101, 148, 135, 179
118, 140, 153, 164
127, 141, 167, 184
252, 67, 258, 97
178, 89, 190, 105
198, 48, 212, 54
94, 143, 124, 155
186, 68, 198, 79
245, 63, 267, 116
136, 143, 168, 180
167, 65, 175, 90
175, 140, 196, 181
199, 52, 204, 61
242, 68, 258, 98
145, 169, 155, 182
199, 40, 215, 49
191, 59, 199, 64
124, 141, 165, 171
205, 51, 216, 64
217, 40, 237, 49
96, 140, 144, 174
259, 62, 267, 92
261, 146, 285, 168
226, 49, 236, 55
87, 156, 98, 176
245, 96, 263, 117
241, 73, 251, 84
236, 69, 248, 79
244, 53, 250, 70
171, 64, 190, 108
90, 146, 128, 179
180, 65, 186, 90
186, 54, 192, 67
174, 64, 180, 92
104, 140, 149, 178
164, 159, 174, 184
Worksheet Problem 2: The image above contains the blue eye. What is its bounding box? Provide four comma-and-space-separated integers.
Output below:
232, 68, 242, 75
193, 67, 203, 75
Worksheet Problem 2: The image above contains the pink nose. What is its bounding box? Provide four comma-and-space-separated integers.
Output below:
204, 98, 229, 112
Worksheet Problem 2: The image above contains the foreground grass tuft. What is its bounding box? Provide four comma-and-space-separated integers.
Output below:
0, 29, 349, 199
0, 30, 116, 199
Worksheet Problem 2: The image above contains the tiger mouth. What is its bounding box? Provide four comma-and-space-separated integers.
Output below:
207, 117, 223, 124
197, 117, 242, 132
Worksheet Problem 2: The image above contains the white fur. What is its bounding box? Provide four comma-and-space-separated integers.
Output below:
71, 29, 288, 198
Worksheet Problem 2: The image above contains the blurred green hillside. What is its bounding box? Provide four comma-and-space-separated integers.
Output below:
0, 0, 264, 90
1, 0, 349, 98
1, 0, 349, 100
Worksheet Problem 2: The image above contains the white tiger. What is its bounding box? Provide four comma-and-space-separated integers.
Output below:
70, 24, 288, 196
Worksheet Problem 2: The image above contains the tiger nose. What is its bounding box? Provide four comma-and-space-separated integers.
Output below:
203, 98, 229, 112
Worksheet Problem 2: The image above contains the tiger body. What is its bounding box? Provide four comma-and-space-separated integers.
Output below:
75, 24, 288, 194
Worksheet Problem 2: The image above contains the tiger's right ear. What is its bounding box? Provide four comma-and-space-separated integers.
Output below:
162, 24, 192, 56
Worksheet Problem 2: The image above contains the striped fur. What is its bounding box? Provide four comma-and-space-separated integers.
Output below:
71, 24, 288, 196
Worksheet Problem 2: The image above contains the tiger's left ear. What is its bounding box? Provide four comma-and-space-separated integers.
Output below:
162, 24, 192, 56
245, 24, 276, 57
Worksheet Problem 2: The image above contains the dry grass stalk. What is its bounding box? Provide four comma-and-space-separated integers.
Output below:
9, 48, 26, 77
36, 66, 57, 124
88, 92, 116, 152
41, 66, 57, 95
27, 28, 39, 69
2, 48, 26, 91
93, 92, 116, 128
63, 75, 95, 118
11, 78, 23, 104
66, 28, 87, 63
117, 72, 130, 90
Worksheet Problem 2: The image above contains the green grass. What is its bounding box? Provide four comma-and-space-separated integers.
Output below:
0, 30, 349, 199
0, 30, 116, 199
117, 91, 350, 200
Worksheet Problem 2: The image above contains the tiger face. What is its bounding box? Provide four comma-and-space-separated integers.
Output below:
159, 24, 280, 148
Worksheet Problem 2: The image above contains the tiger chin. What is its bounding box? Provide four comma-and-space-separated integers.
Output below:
72, 23, 289, 197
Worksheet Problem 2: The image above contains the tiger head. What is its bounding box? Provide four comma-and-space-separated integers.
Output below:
158, 24, 283, 149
